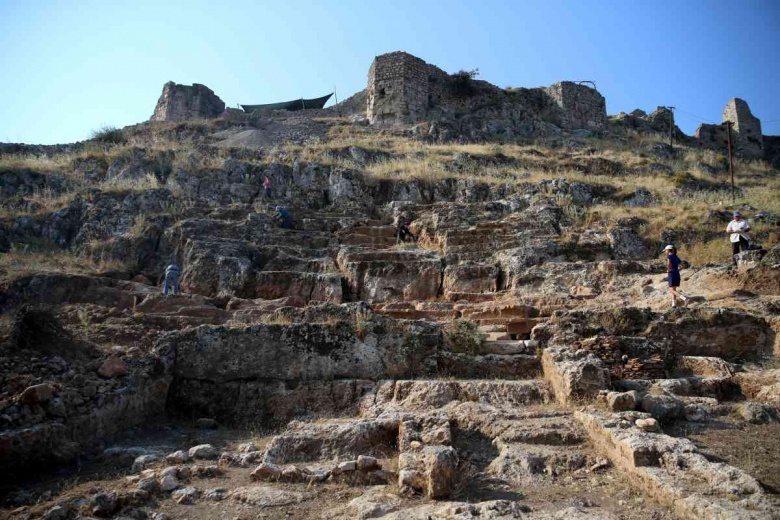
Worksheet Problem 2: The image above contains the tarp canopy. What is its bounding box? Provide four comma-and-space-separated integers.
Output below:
241, 93, 333, 112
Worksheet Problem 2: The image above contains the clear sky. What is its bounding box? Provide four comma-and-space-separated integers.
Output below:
1, 0, 779, 144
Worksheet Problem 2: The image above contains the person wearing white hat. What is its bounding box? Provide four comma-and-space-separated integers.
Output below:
664, 245, 686, 308
726, 211, 751, 264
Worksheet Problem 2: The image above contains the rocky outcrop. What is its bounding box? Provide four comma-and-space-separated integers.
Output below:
150, 82, 225, 122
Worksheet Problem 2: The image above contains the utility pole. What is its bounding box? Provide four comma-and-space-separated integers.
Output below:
725, 121, 735, 203
666, 106, 675, 152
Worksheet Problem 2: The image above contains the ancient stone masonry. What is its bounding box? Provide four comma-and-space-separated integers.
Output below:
150, 82, 226, 122
695, 97, 764, 159
366, 51, 448, 125
365, 51, 608, 133
545, 81, 607, 130
724, 97, 764, 158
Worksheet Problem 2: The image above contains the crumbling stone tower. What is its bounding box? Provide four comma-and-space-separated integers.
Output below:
545, 82, 607, 130
150, 82, 225, 122
723, 98, 763, 158
366, 52, 447, 125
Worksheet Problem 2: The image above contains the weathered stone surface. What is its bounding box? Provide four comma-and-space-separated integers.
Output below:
606, 391, 638, 412
97, 356, 128, 378
541, 347, 610, 405
344, 487, 403, 519
18, 383, 55, 405
262, 418, 398, 464
230, 485, 307, 507
188, 444, 218, 460
488, 439, 592, 484
647, 308, 772, 360
151, 82, 225, 122
398, 445, 458, 498
337, 248, 442, 303
158, 320, 441, 383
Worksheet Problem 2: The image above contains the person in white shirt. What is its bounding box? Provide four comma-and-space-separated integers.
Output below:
726, 211, 751, 263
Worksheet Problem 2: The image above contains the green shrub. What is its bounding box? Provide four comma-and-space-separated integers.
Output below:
449, 69, 480, 98
90, 125, 126, 144
444, 319, 485, 354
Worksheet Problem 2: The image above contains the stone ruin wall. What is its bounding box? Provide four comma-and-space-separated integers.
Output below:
545, 81, 608, 130
695, 98, 765, 160
366, 52, 607, 131
724, 98, 764, 158
366, 52, 448, 125
150, 81, 226, 122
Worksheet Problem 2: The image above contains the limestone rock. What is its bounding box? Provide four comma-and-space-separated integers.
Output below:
188, 444, 218, 460
345, 487, 403, 519
640, 392, 685, 421
541, 347, 610, 405
18, 383, 54, 405
97, 356, 128, 378
230, 485, 307, 507
262, 418, 398, 464
250, 462, 282, 481
736, 402, 776, 424
635, 418, 658, 432
165, 450, 189, 464
398, 445, 458, 498
150, 82, 225, 122
171, 485, 199, 504
606, 391, 638, 412
131, 454, 159, 473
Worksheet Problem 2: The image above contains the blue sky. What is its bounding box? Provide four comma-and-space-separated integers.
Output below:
1, 0, 779, 144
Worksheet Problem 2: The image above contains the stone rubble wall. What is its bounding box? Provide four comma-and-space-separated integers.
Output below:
150, 82, 226, 122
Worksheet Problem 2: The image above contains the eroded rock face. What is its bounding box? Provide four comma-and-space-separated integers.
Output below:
150, 82, 225, 122
647, 308, 772, 360
398, 445, 458, 498
158, 321, 441, 383
541, 347, 610, 405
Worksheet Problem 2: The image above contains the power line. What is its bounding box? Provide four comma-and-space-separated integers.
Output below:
674, 107, 717, 124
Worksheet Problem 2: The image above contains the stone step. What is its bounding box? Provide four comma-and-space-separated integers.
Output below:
482, 340, 538, 355
338, 234, 398, 247
446, 291, 510, 303
366, 379, 553, 413
485, 331, 509, 341
438, 351, 541, 379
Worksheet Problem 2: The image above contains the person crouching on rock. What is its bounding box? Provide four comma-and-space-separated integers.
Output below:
664, 245, 686, 308
395, 217, 416, 243
263, 176, 272, 199
274, 206, 293, 229
726, 211, 751, 265
163, 262, 180, 296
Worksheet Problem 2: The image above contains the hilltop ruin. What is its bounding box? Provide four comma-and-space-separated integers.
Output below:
1, 50, 780, 519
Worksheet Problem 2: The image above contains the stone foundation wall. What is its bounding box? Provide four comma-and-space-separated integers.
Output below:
150, 82, 225, 122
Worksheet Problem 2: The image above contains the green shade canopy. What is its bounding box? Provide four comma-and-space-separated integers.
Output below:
241, 93, 333, 112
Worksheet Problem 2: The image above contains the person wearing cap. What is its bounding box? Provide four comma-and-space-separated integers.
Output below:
726, 211, 751, 263
664, 245, 686, 308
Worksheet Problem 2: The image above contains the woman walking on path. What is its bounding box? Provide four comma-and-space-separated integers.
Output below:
263, 176, 273, 199
664, 245, 686, 308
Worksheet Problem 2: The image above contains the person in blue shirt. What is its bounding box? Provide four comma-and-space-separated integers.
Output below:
273, 206, 293, 229
664, 245, 686, 308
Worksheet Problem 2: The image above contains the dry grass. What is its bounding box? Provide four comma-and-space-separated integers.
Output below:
0, 244, 129, 281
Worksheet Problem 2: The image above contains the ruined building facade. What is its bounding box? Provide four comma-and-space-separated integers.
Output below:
150, 82, 226, 122
365, 51, 607, 134
695, 98, 765, 159
366, 52, 448, 125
